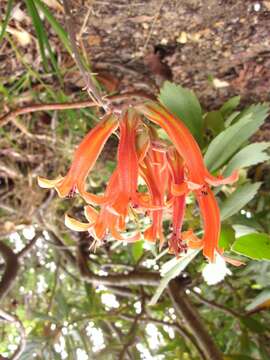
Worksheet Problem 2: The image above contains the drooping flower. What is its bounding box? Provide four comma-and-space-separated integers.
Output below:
38, 113, 119, 204
136, 101, 240, 262
63, 109, 143, 244
109, 109, 140, 216
38, 97, 241, 264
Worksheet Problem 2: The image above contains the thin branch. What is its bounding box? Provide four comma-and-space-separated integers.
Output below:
47, 259, 61, 314
0, 231, 41, 277
0, 92, 154, 127
46, 230, 161, 287
62, 0, 109, 111
0, 309, 26, 360
105, 285, 136, 298
121, 314, 206, 360
119, 315, 139, 360
190, 289, 241, 318
0, 242, 19, 303
168, 279, 223, 360
104, 320, 133, 360
17, 231, 42, 259
83, 270, 160, 287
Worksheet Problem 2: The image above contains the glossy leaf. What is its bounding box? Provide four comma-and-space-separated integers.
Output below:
220, 95, 241, 118
219, 224, 236, 251
132, 240, 144, 262
158, 81, 203, 145
232, 233, 270, 260
204, 104, 269, 171
204, 110, 224, 135
149, 249, 200, 306
224, 142, 270, 177
220, 182, 261, 221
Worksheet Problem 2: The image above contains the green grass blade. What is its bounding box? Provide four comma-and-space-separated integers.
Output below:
34, 0, 72, 55
0, 0, 13, 45
25, 0, 61, 79
25, 0, 50, 71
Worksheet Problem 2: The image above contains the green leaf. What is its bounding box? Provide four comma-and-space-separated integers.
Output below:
224, 142, 270, 177
232, 233, 270, 261
220, 96, 241, 118
240, 317, 267, 333
219, 224, 236, 251
158, 81, 203, 145
245, 289, 270, 312
149, 249, 200, 306
220, 182, 261, 221
132, 240, 144, 262
204, 103, 269, 171
204, 110, 224, 135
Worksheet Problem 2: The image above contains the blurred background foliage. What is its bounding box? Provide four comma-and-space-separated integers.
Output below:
0, 1, 270, 359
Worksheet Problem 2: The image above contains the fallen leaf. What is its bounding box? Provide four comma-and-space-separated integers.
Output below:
87, 35, 101, 46
176, 31, 188, 44
212, 78, 230, 88
263, 1, 270, 10
6, 26, 32, 46
43, 0, 64, 11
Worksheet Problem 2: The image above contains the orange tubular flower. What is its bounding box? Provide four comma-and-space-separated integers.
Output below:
111, 109, 140, 216
167, 148, 186, 255
136, 101, 238, 188
140, 144, 168, 247
65, 170, 141, 244
38, 114, 119, 204
194, 186, 221, 262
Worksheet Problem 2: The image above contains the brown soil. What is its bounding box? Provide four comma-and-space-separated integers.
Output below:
1, 0, 270, 110
80, 0, 270, 109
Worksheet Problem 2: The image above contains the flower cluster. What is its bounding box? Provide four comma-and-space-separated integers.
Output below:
38, 101, 238, 262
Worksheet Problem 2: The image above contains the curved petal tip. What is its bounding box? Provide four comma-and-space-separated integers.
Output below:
37, 176, 63, 189
65, 213, 91, 232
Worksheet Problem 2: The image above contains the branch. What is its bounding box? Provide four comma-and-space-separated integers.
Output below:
105, 286, 136, 298
0, 242, 19, 303
17, 231, 42, 259
121, 314, 206, 360
168, 279, 223, 360
62, 0, 111, 111
0, 309, 26, 360
46, 230, 160, 287
83, 271, 160, 287
0, 92, 154, 127
119, 315, 139, 360
190, 289, 241, 318
0, 231, 42, 274
104, 320, 133, 360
